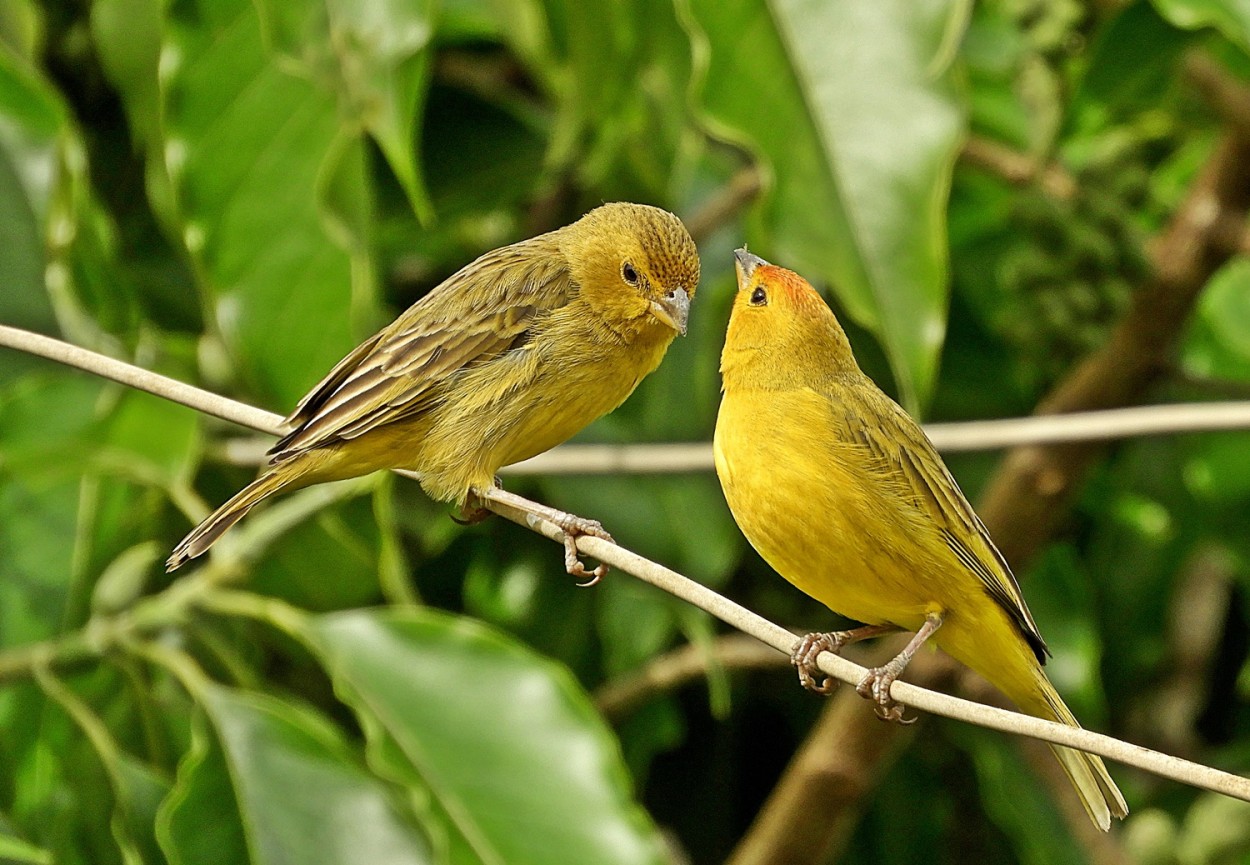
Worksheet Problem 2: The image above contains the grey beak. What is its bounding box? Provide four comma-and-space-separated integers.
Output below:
734, 248, 769, 288
650, 286, 691, 335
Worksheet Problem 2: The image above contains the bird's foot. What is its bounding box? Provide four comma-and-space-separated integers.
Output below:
856, 664, 915, 725
469, 486, 613, 585
791, 632, 852, 695
791, 624, 901, 696
850, 614, 942, 724
550, 512, 613, 586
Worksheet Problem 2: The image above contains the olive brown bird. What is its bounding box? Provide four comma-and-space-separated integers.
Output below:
713, 249, 1127, 829
168, 202, 699, 578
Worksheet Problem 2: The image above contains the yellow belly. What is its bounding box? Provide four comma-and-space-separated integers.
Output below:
337, 322, 675, 505
715, 386, 961, 631
714, 384, 1051, 701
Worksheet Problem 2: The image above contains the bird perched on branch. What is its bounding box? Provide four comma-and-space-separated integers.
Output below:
713, 249, 1127, 829
168, 202, 699, 579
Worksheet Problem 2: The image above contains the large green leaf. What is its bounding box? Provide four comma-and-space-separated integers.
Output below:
94, 0, 388, 405
306, 607, 666, 865
252, 0, 436, 220
159, 684, 432, 865
684, 0, 967, 409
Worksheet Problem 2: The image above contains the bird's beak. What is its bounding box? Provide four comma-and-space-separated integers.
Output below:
650, 287, 691, 335
734, 248, 769, 289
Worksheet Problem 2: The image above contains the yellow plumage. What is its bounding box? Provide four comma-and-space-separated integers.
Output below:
168, 203, 699, 572
714, 250, 1126, 829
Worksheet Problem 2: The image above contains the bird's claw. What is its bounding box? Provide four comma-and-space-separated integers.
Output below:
791, 631, 850, 695
552, 513, 613, 585
856, 667, 915, 725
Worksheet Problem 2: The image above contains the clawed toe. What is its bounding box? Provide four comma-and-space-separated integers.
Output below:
553, 514, 613, 584
791, 632, 843, 694
856, 668, 915, 725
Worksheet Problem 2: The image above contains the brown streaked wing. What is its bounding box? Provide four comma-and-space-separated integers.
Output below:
269, 238, 572, 460
836, 385, 1050, 662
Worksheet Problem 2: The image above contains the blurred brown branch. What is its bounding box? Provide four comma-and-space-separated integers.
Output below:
728, 53, 1250, 865
960, 134, 1078, 200
594, 633, 786, 719
686, 165, 764, 243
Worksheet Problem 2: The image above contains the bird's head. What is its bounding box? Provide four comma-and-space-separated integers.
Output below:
721, 249, 857, 383
561, 203, 700, 339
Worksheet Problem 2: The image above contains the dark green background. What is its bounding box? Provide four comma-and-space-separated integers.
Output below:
2, 0, 1250, 862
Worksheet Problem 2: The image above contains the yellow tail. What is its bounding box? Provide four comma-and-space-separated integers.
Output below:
166, 459, 313, 571
1009, 669, 1129, 830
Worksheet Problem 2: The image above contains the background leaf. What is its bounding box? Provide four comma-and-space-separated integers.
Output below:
685, 0, 967, 408
306, 607, 666, 865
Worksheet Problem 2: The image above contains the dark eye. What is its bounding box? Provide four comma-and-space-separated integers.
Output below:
750, 286, 767, 306
622, 262, 639, 285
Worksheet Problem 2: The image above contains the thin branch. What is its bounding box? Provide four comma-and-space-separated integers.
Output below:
503, 401, 1250, 474
594, 633, 787, 718
2, 328, 1248, 803
684, 165, 765, 243
209, 399, 1250, 476
959, 134, 1078, 200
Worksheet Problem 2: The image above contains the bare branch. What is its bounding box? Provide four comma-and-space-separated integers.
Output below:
595, 634, 786, 718
208, 400, 1250, 476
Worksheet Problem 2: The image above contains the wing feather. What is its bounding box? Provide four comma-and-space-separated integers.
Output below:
834, 381, 1050, 662
270, 237, 571, 460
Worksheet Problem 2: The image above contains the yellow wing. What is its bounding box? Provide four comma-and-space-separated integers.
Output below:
830, 380, 1050, 663
269, 237, 572, 461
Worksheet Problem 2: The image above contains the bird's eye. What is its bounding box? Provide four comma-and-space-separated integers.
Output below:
750, 286, 767, 306
622, 262, 639, 285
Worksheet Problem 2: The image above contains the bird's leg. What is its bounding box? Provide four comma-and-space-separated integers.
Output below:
470, 485, 614, 585
792, 625, 900, 695
855, 613, 943, 724
454, 476, 504, 525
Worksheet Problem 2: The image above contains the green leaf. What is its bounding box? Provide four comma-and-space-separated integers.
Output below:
684, 0, 967, 409
307, 607, 666, 865
947, 725, 1075, 865
0, 817, 53, 865
158, 709, 251, 865
0, 41, 64, 335
1151, 0, 1250, 51
252, 0, 436, 221
97, 0, 388, 405
160, 685, 432, 865
1182, 256, 1250, 382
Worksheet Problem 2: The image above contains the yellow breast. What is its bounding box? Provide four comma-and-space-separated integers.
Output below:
714, 386, 946, 632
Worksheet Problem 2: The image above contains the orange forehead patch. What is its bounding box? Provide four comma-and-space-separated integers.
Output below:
755, 264, 825, 312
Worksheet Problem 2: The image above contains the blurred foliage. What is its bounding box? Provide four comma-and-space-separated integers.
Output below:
2, 0, 1250, 863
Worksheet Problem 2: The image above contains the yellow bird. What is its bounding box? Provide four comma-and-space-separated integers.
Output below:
168, 203, 699, 579
713, 249, 1127, 829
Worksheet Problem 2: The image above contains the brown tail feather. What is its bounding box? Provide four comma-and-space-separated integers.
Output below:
166, 462, 310, 571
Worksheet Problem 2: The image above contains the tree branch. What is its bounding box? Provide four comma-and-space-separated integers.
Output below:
979, 131, 1250, 567
207, 399, 1250, 475
959, 134, 1078, 200
2, 326, 1249, 805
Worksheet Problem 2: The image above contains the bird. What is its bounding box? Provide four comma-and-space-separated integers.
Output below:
713, 249, 1127, 829
167, 202, 700, 579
